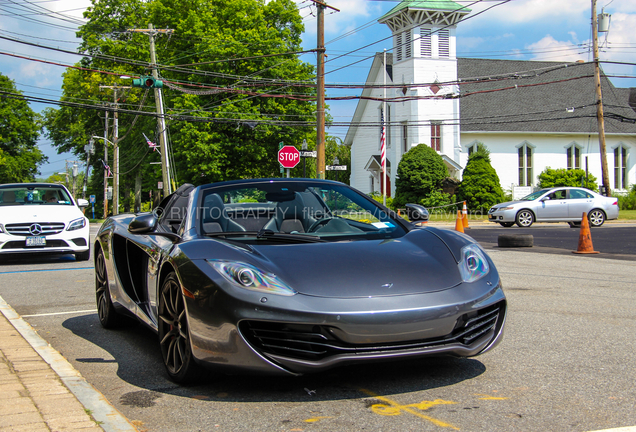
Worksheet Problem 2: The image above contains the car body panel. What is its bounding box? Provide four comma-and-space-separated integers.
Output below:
488, 187, 619, 225
0, 183, 89, 257
95, 179, 506, 378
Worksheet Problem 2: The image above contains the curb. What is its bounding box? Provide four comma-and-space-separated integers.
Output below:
0, 295, 137, 432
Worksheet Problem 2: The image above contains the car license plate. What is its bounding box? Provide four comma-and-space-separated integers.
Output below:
26, 236, 46, 247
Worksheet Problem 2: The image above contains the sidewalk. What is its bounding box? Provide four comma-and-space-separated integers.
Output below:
0, 296, 136, 432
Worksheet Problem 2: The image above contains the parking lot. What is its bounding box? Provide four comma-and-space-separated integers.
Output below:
0, 223, 635, 431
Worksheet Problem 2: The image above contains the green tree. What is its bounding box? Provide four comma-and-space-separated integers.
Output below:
0, 73, 46, 182
538, 167, 598, 192
456, 144, 504, 212
393, 144, 449, 208
43, 0, 319, 206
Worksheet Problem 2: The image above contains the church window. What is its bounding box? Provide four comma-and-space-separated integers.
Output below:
395, 34, 403, 61
614, 145, 628, 189
404, 30, 412, 59
518, 144, 533, 186
431, 122, 441, 152
402, 122, 408, 154
566, 144, 581, 170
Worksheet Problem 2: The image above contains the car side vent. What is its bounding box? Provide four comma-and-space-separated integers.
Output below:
453, 304, 501, 345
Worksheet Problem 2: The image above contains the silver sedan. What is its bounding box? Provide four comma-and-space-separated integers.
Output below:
488, 187, 619, 227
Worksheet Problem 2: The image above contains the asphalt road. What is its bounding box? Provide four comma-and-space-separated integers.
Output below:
0, 223, 635, 432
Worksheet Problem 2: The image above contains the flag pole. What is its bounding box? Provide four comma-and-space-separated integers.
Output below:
382, 49, 387, 207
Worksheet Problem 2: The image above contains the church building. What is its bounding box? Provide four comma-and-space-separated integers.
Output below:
344, 0, 636, 197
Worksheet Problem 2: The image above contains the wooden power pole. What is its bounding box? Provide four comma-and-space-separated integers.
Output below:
592, 0, 611, 196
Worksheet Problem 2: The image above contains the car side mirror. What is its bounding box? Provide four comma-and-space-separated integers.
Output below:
540, 197, 550, 201
128, 213, 158, 234
77, 198, 89, 208
405, 203, 429, 222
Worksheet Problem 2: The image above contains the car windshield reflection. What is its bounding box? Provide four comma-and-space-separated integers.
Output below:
198, 181, 405, 241
0, 187, 73, 206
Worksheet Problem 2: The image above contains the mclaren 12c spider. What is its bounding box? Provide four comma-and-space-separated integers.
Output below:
94, 179, 506, 383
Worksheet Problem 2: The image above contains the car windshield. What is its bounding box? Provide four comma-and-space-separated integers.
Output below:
520, 189, 549, 201
198, 181, 406, 242
0, 186, 73, 206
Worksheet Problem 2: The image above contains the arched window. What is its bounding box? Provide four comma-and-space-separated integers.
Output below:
614, 145, 628, 190
517, 143, 533, 186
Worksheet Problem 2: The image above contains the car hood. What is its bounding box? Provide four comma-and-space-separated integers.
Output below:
491, 200, 527, 209
244, 229, 462, 298
0, 205, 85, 224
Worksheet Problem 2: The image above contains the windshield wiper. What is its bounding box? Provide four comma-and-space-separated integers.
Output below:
205, 229, 326, 243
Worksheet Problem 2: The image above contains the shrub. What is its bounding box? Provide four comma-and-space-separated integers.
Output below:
393, 144, 448, 208
615, 190, 636, 210
456, 144, 504, 212
538, 167, 598, 192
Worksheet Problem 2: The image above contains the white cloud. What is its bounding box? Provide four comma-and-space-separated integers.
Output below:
527, 35, 590, 62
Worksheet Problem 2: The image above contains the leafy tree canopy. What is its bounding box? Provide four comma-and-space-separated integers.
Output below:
394, 144, 449, 208
0, 73, 46, 183
538, 167, 598, 192
43, 0, 319, 207
456, 143, 504, 212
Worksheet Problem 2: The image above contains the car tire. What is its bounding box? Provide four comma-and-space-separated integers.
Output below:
75, 249, 90, 261
499, 222, 514, 228
588, 209, 605, 227
498, 234, 534, 248
515, 210, 534, 228
158, 272, 203, 384
95, 248, 123, 329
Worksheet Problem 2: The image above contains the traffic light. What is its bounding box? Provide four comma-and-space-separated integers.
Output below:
132, 76, 163, 89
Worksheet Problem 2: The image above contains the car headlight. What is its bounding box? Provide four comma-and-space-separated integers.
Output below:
458, 244, 490, 283
208, 260, 296, 296
499, 206, 514, 211
66, 217, 87, 231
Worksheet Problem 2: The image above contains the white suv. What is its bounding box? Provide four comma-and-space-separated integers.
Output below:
0, 183, 90, 261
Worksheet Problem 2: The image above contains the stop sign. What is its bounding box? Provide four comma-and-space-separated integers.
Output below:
278, 145, 300, 169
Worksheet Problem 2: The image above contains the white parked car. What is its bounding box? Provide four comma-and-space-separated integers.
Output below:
0, 183, 90, 260
488, 187, 619, 228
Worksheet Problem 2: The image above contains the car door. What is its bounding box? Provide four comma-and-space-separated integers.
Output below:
567, 189, 594, 220
534, 189, 569, 220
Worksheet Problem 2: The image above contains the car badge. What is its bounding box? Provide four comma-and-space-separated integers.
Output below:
381, 283, 393, 289
29, 224, 43, 235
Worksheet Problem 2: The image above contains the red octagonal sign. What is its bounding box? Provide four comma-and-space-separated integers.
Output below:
278, 145, 300, 169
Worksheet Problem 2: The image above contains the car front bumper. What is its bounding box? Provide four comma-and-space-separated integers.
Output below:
0, 226, 90, 256
488, 208, 517, 223
183, 262, 507, 376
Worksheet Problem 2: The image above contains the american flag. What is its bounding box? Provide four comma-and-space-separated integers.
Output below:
101, 160, 112, 178
143, 133, 159, 153
380, 109, 386, 174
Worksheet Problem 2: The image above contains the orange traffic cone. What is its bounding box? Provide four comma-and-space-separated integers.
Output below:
462, 201, 469, 229
572, 212, 599, 254
455, 210, 464, 233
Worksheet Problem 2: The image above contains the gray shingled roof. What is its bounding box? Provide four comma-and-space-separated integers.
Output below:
458, 58, 636, 134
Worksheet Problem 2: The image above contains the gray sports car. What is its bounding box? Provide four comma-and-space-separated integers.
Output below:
94, 179, 506, 383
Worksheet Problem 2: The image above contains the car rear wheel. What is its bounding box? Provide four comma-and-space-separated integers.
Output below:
499, 222, 514, 227
588, 209, 605, 227
95, 249, 122, 328
158, 272, 202, 384
515, 210, 534, 228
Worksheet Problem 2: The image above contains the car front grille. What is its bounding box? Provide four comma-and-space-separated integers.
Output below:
239, 301, 505, 362
1, 240, 69, 249
4, 222, 65, 236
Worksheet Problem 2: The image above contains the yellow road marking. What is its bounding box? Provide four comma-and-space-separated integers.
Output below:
360, 388, 459, 430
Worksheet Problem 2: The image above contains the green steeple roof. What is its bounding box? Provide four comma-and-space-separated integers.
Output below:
379, 1, 471, 22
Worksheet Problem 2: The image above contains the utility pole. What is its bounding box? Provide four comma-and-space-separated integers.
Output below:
592, 0, 611, 196
103, 110, 109, 218
100, 86, 130, 215
127, 25, 174, 198
312, 0, 339, 179
82, 138, 94, 199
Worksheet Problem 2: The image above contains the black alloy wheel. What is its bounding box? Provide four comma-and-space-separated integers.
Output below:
158, 272, 202, 383
95, 248, 121, 328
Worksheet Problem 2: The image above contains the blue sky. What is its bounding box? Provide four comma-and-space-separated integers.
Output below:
1, 0, 635, 178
